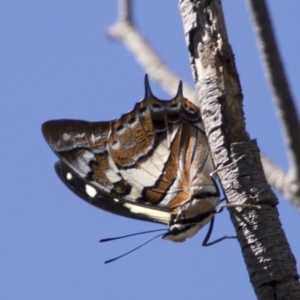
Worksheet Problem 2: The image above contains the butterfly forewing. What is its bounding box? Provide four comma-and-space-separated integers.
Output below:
54, 160, 171, 224
42, 75, 219, 242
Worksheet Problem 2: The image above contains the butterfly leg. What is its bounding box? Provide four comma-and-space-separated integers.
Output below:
216, 202, 262, 214
202, 216, 237, 247
203, 202, 262, 246
209, 154, 246, 177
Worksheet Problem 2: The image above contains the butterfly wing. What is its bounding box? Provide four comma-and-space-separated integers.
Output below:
42, 75, 219, 241
54, 160, 171, 224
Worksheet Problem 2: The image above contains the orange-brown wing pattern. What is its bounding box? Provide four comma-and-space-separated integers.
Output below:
42, 75, 219, 241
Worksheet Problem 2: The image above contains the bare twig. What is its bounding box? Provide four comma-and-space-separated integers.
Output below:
107, 0, 196, 101
261, 154, 300, 209
245, 0, 300, 192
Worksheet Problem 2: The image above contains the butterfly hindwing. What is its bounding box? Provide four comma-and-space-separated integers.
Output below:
42, 75, 220, 242
54, 160, 171, 224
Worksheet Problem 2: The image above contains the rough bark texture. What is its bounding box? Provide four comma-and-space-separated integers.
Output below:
109, 0, 300, 209
179, 0, 300, 299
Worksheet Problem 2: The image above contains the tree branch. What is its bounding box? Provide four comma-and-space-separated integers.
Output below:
261, 154, 300, 208
179, 0, 299, 299
107, 0, 196, 102
245, 0, 300, 206
107, 0, 300, 297
107, 0, 300, 209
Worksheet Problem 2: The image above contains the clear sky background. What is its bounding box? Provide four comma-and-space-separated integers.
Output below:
1, 1, 300, 299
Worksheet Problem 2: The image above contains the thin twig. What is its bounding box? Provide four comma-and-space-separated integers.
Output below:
245, 0, 300, 186
261, 154, 300, 208
107, 0, 196, 102
210, 154, 246, 176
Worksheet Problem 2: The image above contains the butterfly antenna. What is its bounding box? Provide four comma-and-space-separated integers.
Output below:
104, 232, 165, 264
99, 229, 167, 242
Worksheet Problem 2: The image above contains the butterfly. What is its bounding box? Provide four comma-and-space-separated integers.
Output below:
42, 75, 220, 243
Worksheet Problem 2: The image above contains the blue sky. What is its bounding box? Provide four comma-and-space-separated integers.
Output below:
1, 1, 300, 299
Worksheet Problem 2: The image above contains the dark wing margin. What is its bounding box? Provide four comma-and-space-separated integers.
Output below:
54, 161, 171, 225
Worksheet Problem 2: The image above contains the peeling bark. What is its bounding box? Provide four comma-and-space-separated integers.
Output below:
179, 0, 300, 299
